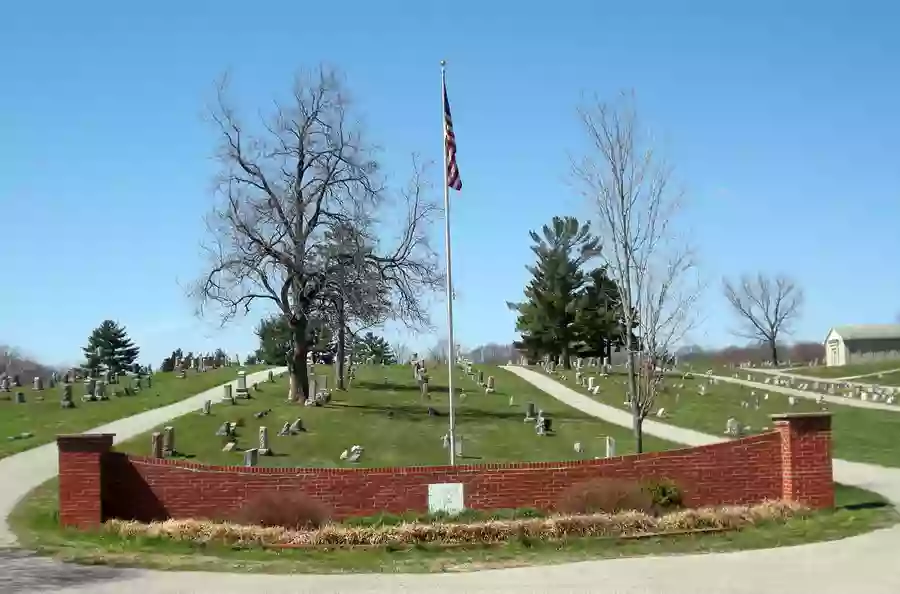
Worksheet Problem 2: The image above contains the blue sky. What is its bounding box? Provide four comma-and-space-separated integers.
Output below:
1, 1, 898, 367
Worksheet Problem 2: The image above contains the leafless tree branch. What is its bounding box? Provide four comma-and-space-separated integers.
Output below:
722, 273, 804, 365
190, 66, 439, 401
571, 90, 701, 452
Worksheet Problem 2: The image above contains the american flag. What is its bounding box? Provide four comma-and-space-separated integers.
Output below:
443, 80, 462, 191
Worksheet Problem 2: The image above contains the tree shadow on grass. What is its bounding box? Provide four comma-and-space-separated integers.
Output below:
840, 501, 890, 511
352, 381, 451, 395
328, 401, 588, 422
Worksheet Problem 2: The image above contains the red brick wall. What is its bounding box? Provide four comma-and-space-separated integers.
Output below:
56, 413, 834, 529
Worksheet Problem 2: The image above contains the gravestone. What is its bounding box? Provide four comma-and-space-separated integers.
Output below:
587, 376, 595, 391
524, 402, 536, 421
278, 421, 291, 436
236, 372, 249, 397
94, 381, 105, 400
162, 426, 175, 456
15, 392, 25, 404
477, 370, 484, 385
258, 426, 271, 455
0, 376, 8, 392
289, 418, 305, 433
215, 422, 231, 437
147, 374, 152, 388
605, 435, 616, 458
485, 376, 495, 394
60, 384, 75, 409
84, 378, 95, 397
421, 380, 429, 400
243, 448, 259, 467
12, 374, 20, 387
202, 400, 212, 415
224, 384, 233, 401
33, 377, 43, 391
150, 432, 163, 458
268, 370, 275, 383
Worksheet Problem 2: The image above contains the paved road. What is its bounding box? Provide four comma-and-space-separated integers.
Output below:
3, 366, 900, 593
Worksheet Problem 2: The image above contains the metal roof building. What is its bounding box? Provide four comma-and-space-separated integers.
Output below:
824, 324, 900, 367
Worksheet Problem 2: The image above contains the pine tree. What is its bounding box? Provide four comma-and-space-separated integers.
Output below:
573, 266, 635, 360
83, 320, 140, 375
507, 217, 600, 368
360, 332, 396, 364
254, 314, 334, 366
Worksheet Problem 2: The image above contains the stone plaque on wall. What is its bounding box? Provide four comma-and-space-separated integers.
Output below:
427, 483, 465, 515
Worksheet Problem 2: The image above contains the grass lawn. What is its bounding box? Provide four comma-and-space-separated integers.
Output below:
790, 361, 900, 379
870, 371, 900, 386
9, 477, 895, 573
114, 364, 678, 467
0, 365, 268, 459
550, 368, 900, 468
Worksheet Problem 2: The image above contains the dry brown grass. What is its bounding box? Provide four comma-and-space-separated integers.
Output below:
104, 500, 807, 548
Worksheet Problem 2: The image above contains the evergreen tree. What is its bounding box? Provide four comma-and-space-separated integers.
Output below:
83, 320, 140, 375
507, 217, 600, 368
254, 314, 333, 366
159, 348, 183, 373
572, 266, 636, 360
359, 332, 396, 364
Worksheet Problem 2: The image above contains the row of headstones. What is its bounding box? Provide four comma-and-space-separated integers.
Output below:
749, 373, 898, 404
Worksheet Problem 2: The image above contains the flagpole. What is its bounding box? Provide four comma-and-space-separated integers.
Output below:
441, 59, 457, 466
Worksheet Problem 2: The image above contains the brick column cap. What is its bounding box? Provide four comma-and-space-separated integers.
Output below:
769, 412, 832, 421
57, 433, 115, 452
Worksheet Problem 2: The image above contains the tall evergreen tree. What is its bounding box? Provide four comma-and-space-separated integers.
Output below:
359, 332, 396, 364
507, 216, 600, 368
83, 320, 140, 375
572, 266, 637, 360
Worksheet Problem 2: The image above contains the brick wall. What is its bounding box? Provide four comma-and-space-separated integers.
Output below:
56, 413, 834, 529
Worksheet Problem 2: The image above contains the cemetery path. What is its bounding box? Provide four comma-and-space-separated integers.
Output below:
6, 365, 900, 593
710, 372, 900, 412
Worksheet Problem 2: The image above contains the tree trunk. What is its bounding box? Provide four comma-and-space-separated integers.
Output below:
289, 316, 309, 402
632, 409, 644, 454
562, 346, 571, 370
769, 340, 779, 366
336, 297, 346, 390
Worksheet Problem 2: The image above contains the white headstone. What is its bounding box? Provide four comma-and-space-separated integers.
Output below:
605, 435, 616, 458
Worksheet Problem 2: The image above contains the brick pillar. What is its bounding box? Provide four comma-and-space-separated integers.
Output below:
57, 433, 114, 528
772, 412, 833, 509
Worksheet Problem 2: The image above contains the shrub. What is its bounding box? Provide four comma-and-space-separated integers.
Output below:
644, 478, 684, 510
556, 478, 655, 515
227, 491, 331, 529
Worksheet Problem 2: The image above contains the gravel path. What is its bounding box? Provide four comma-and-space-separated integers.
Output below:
4, 366, 900, 593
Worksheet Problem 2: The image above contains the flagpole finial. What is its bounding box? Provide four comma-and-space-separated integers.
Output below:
440, 60, 446, 67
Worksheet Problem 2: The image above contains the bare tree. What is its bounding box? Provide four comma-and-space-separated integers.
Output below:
572, 91, 700, 453
192, 66, 441, 402
392, 341, 411, 364
722, 273, 804, 366
426, 338, 451, 365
